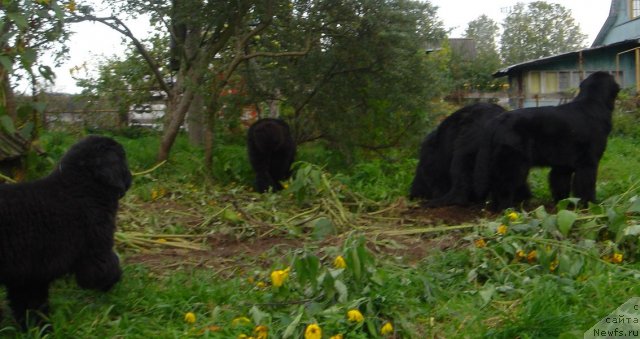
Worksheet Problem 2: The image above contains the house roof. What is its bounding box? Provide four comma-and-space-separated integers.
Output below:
0, 131, 30, 161
592, 0, 620, 47
493, 38, 640, 77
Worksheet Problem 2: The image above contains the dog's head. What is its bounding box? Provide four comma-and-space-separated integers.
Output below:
59, 135, 132, 197
577, 71, 621, 111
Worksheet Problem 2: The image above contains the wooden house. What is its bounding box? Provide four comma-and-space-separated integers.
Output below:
494, 0, 640, 108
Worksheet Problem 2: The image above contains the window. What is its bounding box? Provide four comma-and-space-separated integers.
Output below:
632, 0, 640, 18
526, 71, 622, 95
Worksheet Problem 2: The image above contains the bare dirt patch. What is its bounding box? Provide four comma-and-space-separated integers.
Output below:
124, 200, 491, 274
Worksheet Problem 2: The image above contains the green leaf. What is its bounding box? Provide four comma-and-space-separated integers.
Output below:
311, 217, 334, 240
334, 279, 348, 303
479, 283, 495, 306
623, 225, 640, 236
249, 306, 269, 325
627, 197, 640, 213
0, 56, 13, 72
557, 210, 577, 237
0, 115, 16, 134
7, 12, 28, 29
282, 306, 304, 338
20, 47, 37, 67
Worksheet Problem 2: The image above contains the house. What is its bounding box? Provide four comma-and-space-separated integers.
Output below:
494, 0, 640, 108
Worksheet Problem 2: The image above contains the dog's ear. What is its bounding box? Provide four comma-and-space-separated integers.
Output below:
92, 149, 132, 197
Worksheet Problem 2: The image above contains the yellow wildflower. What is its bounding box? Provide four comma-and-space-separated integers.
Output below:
333, 255, 347, 269
474, 238, 487, 248
270, 267, 291, 287
346, 309, 364, 323
256, 281, 267, 289
550, 258, 559, 272
515, 250, 526, 260
232, 316, 252, 326
254, 325, 268, 339
507, 212, 519, 222
329, 335, 344, 339
184, 312, 196, 324
497, 224, 508, 235
527, 250, 537, 263
612, 253, 623, 264
304, 323, 322, 339
381, 322, 394, 335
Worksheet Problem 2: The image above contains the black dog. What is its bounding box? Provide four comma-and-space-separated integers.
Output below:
0, 135, 131, 329
475, 71, 620, 211
247, 118, 296, 193
410, 103, 509, 206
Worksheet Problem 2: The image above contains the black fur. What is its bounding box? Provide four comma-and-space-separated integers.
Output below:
410, 103, 509, 206
247, 118, 296, 193
475, 71, 620, 211
0, 135, 131, 329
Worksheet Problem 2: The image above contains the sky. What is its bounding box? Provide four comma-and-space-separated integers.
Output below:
47, 0, 613, 94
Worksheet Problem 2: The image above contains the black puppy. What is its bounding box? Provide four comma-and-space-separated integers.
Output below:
0, 135, 131, 329
475, 71, 620, 211
410, 103, 510, 206
247, 118, 296, 193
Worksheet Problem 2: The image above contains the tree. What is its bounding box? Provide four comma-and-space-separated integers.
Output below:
73, 0, 314, 165
500, 1, 587, 65
457, 15, 504, 93
0, 0, 72, 136
465, 14, 500, 57
241, 0, 448, 158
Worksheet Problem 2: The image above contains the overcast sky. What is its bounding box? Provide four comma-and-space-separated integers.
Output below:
48, 0, 613, 94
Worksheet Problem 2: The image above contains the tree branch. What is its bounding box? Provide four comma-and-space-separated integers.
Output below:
69, 15, 172, 96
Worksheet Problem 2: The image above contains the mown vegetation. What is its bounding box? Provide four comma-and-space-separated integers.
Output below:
0, 106, 639, 338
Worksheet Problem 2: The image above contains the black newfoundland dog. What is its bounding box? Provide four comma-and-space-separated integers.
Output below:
247, 118, 296, 193
410, 103, 509, 206
475, 71, 620, 211
0, 135, 131, 329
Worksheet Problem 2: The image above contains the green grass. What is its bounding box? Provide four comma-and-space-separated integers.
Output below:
3, 129, 640, 338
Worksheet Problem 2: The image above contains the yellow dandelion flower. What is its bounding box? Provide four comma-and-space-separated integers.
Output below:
381, 322, 394, 335
184, 312, 196, 324
232, 316, 252, 326
612, 252, 623, 264
474, 238, 487, 248
507, 212, 519, 222
527, 250, 537, 263
346, 309, 364, 323
254, 325, 268, 339
329, 335, 344, 339
256, 281, 267, 289
333, 255, 347, 269
497, 224, 508, 235
550, 258, 559, 272
304, 323, 322, 339
270, 267, 290, 288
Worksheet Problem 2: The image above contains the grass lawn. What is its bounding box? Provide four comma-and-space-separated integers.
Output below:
2, 130, 640, 338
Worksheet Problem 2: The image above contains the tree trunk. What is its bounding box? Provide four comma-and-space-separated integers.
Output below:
157, 87, 195, 161
187, 91, 206, 146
